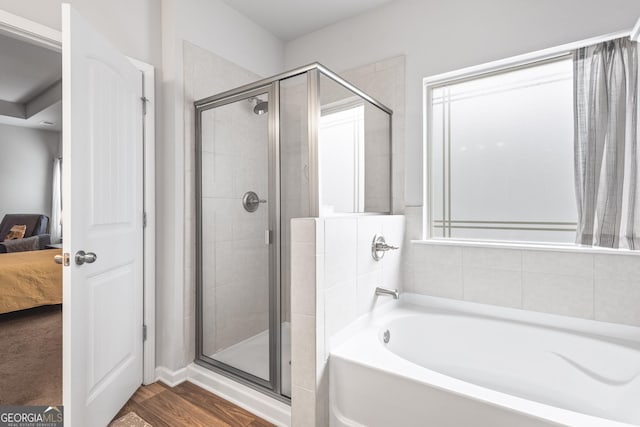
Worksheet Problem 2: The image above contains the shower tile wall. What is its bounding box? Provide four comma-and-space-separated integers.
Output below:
184, 41, 268, 360
200, 102, 270, 355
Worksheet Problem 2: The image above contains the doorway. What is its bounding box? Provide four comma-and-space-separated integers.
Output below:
0, 7, 155, 426
0, 28, 63, 406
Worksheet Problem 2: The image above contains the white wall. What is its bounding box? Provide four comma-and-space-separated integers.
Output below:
284, 0, 640, 206
0, 123, 59, 222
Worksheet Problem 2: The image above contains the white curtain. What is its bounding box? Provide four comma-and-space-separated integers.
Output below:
51, 158, 62, 243
574, 37, 640, 249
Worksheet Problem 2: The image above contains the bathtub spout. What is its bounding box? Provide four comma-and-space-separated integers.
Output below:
375, 287, 399, 299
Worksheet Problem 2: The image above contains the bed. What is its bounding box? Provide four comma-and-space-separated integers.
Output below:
0, 249, 62, 314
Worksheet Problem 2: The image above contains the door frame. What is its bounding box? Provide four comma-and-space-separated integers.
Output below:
0, 8, 157, 385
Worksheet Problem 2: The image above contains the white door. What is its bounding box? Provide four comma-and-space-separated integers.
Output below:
61, 4, 144, 426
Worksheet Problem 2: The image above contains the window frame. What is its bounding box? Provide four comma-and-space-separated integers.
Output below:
421, 29, 632, 248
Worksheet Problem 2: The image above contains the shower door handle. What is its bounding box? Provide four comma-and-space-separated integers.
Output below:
265, 230, 271, 245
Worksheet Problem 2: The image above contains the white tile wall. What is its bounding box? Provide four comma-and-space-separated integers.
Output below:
522, 251, 594, 278
522, 272, 594, 318
291, 386, 315, 427
463, 267, 522, 308
291, 214, 405, 427
324, 215, 405, 358
324, 279, 358, 342
290, 218, 325, 426
409, 240, 640, 326
356, 216, 383, 276
594, 255, 640, 325
291, 313, 316, 391
324, 218, 357, 289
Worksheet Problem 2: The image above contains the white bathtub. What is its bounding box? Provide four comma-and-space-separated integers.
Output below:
330, 294, 640, 427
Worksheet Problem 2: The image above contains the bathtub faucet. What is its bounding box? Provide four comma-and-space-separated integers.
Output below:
375, 287, 400, 299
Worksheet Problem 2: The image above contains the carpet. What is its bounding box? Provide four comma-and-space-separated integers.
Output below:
0, 305, 62, 405
109, 411, 153, 427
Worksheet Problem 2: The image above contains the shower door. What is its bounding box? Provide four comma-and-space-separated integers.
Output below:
196, 83, 281, 392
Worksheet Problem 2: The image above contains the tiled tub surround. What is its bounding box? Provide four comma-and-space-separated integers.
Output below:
404, 209, 640, 327
406, 243, 640, 326
290, 215, 405, 427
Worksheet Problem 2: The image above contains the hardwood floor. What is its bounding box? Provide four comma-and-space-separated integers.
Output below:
112, 381, 275, 427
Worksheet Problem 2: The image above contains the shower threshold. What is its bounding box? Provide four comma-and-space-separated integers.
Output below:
208, 321, 291, 397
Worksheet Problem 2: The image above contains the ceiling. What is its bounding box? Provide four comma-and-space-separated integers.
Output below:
0, 33, 62, 131
220, 0, 395, 41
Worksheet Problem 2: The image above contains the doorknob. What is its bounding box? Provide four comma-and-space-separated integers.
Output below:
54, 253, 70, 266
75, 250, 97, 265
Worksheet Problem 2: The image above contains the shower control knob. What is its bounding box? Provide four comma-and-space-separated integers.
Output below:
372, 235, 399, 261
242, 191, 266, 213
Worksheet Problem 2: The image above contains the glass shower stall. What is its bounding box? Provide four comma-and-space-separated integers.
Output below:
194, 63, 393, 400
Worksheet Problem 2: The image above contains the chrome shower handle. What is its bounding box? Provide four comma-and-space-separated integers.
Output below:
374, 241, 399, 252
242, 191, 266, 212
371, 235, 399, 261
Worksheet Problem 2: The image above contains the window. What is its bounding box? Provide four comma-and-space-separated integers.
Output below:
425, 56, 577, 244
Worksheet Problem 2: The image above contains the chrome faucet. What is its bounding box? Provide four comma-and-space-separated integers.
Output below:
371, 235, 399, 261
375, 287, 400, 300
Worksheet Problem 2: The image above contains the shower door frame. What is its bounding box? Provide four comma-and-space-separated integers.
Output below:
194, 82, 284, 399
194, 63, 393, 402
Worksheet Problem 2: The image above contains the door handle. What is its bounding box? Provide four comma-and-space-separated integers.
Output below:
75, 250, 97, 266
54, 253, 70, 266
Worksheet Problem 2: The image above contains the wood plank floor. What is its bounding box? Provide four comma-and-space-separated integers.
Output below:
111, 381, 275, 427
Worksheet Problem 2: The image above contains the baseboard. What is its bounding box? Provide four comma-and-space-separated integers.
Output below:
153, 364, 291, 426
154, 366, 188, 387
